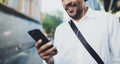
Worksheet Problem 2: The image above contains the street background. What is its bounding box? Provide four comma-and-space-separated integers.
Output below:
0, 0, 120, 64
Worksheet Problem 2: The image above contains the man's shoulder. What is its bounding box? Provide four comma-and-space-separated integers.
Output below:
90, 9, 118, 22
56, 21, 69, 31
93, 10, 119, 24
93, 10, 114, 18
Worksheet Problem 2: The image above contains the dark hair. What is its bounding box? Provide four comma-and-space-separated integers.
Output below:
85, 0, 87, 2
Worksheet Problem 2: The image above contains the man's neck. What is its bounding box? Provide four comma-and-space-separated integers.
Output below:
74, 6, 88, 22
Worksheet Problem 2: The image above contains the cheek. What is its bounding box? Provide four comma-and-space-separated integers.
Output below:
74, 8, 78, 14
78, 0, 84, 6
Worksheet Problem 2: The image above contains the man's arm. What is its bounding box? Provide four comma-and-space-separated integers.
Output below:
108, 15, 120, 64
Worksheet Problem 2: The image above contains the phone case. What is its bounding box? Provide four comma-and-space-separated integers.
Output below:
28, 29, 49, 46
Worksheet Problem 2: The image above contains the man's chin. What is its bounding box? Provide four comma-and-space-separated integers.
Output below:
68, 13, 75, 17
68, 12, 80, 20
68, 14, 76, 19
70, 16, 77, 19
69, 15, 79, 20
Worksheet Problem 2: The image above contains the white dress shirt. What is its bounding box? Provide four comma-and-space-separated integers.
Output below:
43, 8, 120, 64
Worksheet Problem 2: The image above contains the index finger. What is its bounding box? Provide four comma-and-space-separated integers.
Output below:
35, 39, 42, 49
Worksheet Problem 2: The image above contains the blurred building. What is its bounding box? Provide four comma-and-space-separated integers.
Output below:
0, 0, 43, 64
0, 0, 41, 22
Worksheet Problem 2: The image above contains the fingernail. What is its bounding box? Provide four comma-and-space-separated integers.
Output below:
38, 39, 42, 43
35, 43, 37, 46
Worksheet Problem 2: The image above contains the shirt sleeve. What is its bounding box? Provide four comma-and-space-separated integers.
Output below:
53, 25, 68, 64
108, 15, 120, 64
53, 26, 62, 64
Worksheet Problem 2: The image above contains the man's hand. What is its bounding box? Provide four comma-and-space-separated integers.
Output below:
35, 39, 57, 64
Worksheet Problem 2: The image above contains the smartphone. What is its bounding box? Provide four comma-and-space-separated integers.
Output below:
28, 29, 49, 46
28, 29, 57, 53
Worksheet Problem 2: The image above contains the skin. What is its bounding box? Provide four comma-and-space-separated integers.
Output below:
62, 0, 88, 21
35, 39, 57, 64
35, 0, 88, 64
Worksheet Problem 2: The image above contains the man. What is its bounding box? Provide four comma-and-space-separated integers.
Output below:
35, 0, 120, 64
